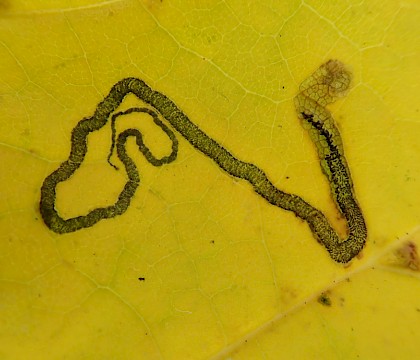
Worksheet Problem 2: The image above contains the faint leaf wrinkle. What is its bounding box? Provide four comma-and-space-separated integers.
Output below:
3, 0, 126, 16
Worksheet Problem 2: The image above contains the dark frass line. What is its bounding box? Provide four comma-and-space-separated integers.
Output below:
40, 60, 367, 263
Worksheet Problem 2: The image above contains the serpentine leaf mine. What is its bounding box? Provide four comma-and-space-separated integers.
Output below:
40, 60, 367, 263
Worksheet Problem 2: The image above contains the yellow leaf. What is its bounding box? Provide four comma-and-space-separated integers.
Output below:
0, 0, 419, 359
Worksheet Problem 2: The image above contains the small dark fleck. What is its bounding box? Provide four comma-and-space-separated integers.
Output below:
138, 277, 145, 281
210, 240, 215, 244
318, 293, 332, 306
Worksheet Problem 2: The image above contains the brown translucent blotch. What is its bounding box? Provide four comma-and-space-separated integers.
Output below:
381, 240, 420, 271
395, 241, 420, 270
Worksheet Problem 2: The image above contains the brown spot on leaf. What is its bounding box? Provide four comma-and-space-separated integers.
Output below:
396, 241, 419, 270
318, 292, 332, 307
